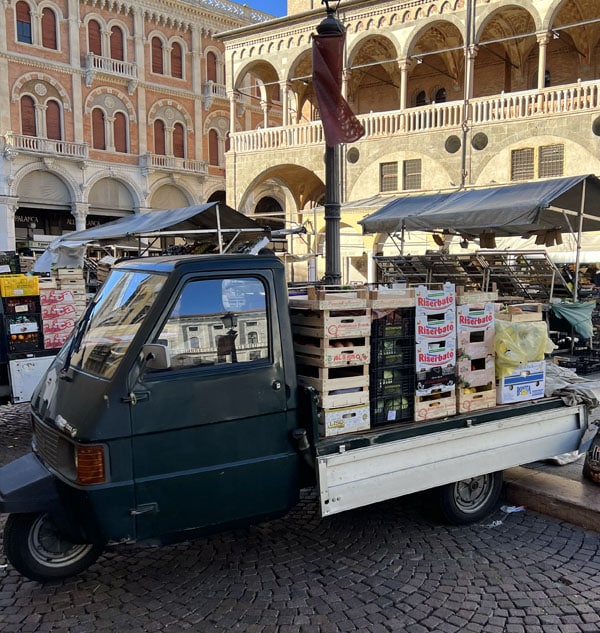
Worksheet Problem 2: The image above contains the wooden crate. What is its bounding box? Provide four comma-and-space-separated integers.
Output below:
319, 404, 370, 437
288, 287, 367, 310
368, 288, 415, 309
457, 356, 495, 387
297, 364, 369, 409
496, 303, 543, 322
290, 308, 371, 339
415, 387, 456, 421
293, 336, 370, 367
457, 384, 496, 413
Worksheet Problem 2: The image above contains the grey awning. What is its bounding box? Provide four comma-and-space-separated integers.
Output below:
359, 175, 600, 237
59, 203, 263, 243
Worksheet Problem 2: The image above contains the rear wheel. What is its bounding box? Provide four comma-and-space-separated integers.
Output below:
438, 471, 503, 524
4, 512, 103, 582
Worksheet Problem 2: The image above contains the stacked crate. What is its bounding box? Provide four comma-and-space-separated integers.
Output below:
456, 302, 496, 413
368, 288, 416, 426
0, 275, 42, 358
53, 268, 87, 317
290, 288, 371, 437
414, 283, 457, 421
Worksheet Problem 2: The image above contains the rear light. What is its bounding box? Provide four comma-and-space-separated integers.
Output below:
75, 445, 106, 484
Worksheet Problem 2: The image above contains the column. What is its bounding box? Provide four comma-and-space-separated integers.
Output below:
261, 101, 269, 128
399, 58, 410, 110
341, 69, 349, 101
537, 32, 550, 91
0, 198, 18, 251
280, 80, 290, 127
191, 25, 203, 161
466, 45, 478, 100
0, 0, 8, 53
71, 202, 88, 231
133, 8, 147, 155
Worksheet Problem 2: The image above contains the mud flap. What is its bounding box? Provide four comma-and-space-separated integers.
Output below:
0, 453, 60, 514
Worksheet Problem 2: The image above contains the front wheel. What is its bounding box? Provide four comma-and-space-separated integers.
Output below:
437, 471, 503, 525
3, 513, 104, 582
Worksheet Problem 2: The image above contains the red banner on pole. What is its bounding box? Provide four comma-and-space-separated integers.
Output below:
312, 31, 365, 147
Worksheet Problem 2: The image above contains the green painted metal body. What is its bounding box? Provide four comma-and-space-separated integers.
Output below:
28, 254, 304, 545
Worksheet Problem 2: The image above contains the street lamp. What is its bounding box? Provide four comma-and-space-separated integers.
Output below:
312, 0, 364, 285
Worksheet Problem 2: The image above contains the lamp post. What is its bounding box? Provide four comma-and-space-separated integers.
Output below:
317, 1, 344, 286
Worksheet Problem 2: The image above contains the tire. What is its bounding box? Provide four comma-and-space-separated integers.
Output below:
3, 513, 103, 582
437, 471, 503, 525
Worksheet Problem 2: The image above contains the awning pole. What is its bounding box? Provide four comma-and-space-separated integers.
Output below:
216, 204, 223, 253
573, 179, 587, 302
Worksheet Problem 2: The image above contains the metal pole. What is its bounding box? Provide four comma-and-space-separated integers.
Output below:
324, 144, 341, 284
573, 178, 587, 302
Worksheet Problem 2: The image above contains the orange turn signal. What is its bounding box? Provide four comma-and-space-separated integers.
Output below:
76, 445, 106, 485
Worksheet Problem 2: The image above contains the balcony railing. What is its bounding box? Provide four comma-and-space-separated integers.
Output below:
230, 79, 600, 154
3, 133, 88, 159
85, 53, 138, 80
142, 153, 208, 174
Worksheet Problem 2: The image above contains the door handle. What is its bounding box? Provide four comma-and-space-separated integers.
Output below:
122, 391, 150, 405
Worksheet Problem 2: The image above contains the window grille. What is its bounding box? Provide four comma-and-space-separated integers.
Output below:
380, 162, 398, 193
403, 159, 422, 190
539, 144, 564, 178
511, 148, 534, 181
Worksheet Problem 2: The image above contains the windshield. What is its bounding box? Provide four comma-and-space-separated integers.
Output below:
68, 270, 165, 379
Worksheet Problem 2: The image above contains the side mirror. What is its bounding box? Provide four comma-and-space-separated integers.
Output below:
141, 344, 171, 371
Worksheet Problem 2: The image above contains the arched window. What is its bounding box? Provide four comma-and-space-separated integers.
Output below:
154, 119, 166, 155
16, 1, 32, 44
171, 42, 183, 79
110, 26, 124, 61
435, 88, 446, 103
41, 8, 57, 49
173, 122, 185, 158
152, 37, 164, 74
114, 112, 127, 153
88, 19, 102, 56
92, 108, 106, 150
208, 129, 219, 166
46, 100, 61, 140
416, 90, 427, 107
207, 51, 217, 82
272, 84, 281, 102
20, 95, 36, 136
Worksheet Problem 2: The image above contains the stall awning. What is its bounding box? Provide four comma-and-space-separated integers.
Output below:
359, 175, 600, 238
59, 203, 262, 243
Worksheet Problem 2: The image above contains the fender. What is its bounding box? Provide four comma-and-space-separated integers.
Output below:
0, 453, 60, 514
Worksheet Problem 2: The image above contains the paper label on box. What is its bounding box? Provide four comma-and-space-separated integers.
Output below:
457, 303, 495, 331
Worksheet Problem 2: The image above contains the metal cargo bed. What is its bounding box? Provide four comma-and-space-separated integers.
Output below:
316, 399, 587, 516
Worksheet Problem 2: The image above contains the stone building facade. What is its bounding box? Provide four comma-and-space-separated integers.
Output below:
220, 0, 600, 283
0, 0, 273, 252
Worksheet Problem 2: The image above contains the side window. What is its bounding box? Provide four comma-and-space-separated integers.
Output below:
156, 277, 269, 370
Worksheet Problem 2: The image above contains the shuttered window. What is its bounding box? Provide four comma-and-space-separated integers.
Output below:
209, 129, 219, 166
154, 120, 166, 155
171, 42, 183, 79
110, 26, 124, 61
46, 100, 61, 140
92, 108, 106, 150
206, 52, 217, 82
152, 37, 164, 74
20, 95, 36, 136
41, 8, 57, 49
379, 162, 397, 193
114, 112, 127, 153
88, 20, 102, 55
16, 1, 32, 44
173, 123, 184, 158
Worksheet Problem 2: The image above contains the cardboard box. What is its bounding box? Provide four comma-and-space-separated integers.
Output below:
320, 404, 370, 437
415, 309, 456, 342
416, 338, 456, 371
42, 316, 77, 336
457, 355, 495, 387
497, 361, 546, 404
415, 282, 455, 314
457, 303, 495, 331
43, 331, 71, 349
40, 289, 75, 305
41, 302, 77, 320
457, 327, 495, 360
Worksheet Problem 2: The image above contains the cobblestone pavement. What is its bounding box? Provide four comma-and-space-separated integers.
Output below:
1, 405, 600, 633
